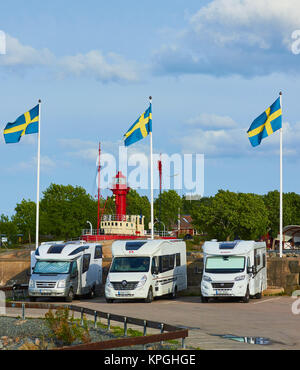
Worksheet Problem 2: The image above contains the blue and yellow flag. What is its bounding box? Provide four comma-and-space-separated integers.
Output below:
124, 104, 152, 147
247, 97, 282, 147
3, 105, 39, 144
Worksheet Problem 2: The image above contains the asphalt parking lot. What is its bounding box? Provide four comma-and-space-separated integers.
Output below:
7, 295, 299, 350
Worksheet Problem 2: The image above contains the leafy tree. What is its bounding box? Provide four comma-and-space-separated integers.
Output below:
263, 191, 300, 237
13, 199, 36, 243
154, 190, 182, 229
126, 189, 150, 227
191, 190, 269, 241
40, 184, 97, 239
0, 214, 18, 244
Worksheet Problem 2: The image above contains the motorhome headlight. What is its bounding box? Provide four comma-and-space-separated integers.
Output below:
234, 275, 246, 281
202, 275, 212, 282
106, 277, 113, 289
136, 275, 147, 289
57, 280, 66, 288
29, 279, 35, 288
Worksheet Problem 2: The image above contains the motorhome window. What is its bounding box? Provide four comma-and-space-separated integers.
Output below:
169, 254, 175, 269
205, 256, 245, 273
176, 253, 181, 267
69, 246, 85, 256
262, 254, 266, 268
70, 261, 77, 275
33, 261, 71, 274
159, 255, 175, 273
47, 245, 65, 254
110, 257, 150, 273
94, 246, 102, 259
82, 254, 91, 273
125, 242, 147, 250
255, 254, 261, 267
151, 258, 157, 274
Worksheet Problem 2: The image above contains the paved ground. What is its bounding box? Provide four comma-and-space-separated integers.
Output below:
4, 295, 300, 350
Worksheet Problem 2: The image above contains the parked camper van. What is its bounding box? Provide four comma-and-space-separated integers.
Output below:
105, 239, 187, 303
201, 240, 267, 303
29, 241, 102, 302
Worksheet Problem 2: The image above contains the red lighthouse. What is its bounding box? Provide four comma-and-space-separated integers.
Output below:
110, 171, 130, 220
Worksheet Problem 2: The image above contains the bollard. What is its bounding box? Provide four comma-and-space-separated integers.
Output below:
80, 308, 84, 326
107, 313, 111, 331
22, 303, 25, 320
124, 317, 127, 337
160, 323, 164, 346
182, 337, 186, 349
143, 320, 147, 336
94, 311, 97, 329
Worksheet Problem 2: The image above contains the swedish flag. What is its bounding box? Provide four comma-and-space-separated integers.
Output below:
3, 105, 39, 144
247, 97, 282, 147
124, 104, 152, 147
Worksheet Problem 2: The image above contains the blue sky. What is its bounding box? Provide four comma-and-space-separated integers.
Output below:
0, 0, 300, 216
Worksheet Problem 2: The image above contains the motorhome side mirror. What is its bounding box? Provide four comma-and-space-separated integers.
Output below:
247, 266, 256, 274
152, 267, 159, 275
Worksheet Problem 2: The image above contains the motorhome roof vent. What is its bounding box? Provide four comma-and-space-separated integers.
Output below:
47, 245, 65, 254
125, 242, 147, 250
219, 241, 238, 249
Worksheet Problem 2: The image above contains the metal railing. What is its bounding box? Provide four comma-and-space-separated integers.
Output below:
5, 301, 188, 350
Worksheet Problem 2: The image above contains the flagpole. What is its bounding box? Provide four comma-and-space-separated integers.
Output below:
35, 99, 41, 250
149, 96, 154, 240
279, 92, 283, 258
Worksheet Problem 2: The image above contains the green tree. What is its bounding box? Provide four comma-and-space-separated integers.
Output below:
154, 190, 182, 229
13, 199, 36, 243
263, 191, 300, 237
0, 214, 18, 245
191, 190, 269, 241
126, 189, 150, 227
40, 184, 97, 239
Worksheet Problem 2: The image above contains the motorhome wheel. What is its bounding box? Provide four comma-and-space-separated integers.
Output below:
65, 288, 74, 302
145, 287, 153, 303
242, 287, 250, 303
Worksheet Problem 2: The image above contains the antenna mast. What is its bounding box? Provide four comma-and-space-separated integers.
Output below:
97, 143, 101, 235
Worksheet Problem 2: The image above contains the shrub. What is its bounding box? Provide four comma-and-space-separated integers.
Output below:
45, 307, 91, 346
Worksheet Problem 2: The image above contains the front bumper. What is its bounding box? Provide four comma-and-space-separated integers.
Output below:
28, 287, 68, 297
201, 281, 247, 297
105, 285, 147, 300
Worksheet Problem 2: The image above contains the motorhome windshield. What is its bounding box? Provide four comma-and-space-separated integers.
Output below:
205, 256, 245, 274
33, 261, 71, 274
110, 257, 150, 273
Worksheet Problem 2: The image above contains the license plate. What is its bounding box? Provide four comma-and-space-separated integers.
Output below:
116, 291, 132, 297
215, 289, 229, 295
40, 290, 52, 294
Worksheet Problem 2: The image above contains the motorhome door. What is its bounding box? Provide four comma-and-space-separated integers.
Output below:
81, 254, 91, 293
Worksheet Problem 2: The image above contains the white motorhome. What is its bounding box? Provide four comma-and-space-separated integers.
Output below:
29, 241, 103, 302
105, 239, 187, 303
201, 240, 267, 303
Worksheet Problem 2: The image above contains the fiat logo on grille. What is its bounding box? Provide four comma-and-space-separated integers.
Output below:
122, 280, 127, 287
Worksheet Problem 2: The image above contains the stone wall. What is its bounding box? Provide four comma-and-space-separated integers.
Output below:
0, 250, 31, 286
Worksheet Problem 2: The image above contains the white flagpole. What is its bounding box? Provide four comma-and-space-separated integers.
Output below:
149, 96, 154, 240
279, 92, 283, 258
35, 99, 41, 250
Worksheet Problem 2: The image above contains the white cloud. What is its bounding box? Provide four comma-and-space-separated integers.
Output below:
16, 155, 56, 173
179, 117, 300, 158
59, 51, 139, 83
187, 113, 238, 129
0, 34, 139, 83
153, 0, 300, 77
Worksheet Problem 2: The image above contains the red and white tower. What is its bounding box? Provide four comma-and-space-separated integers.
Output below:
110, 171, 130, 220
